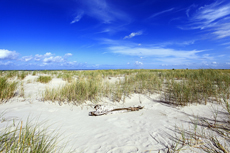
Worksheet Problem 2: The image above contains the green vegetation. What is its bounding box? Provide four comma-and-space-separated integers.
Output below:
37, 76, 52, 83
17, 71, 28, 80
1, 69, 229, 106
43, 70, 163, 103
6, 71, 18, 78
32, 71, 37, 76
162, 69, 230, 106
0, 69, 229, 152
0, 77, 17, 102
43, 69, 230, 106
0, 116, 64, 153
57, 73, 73, 83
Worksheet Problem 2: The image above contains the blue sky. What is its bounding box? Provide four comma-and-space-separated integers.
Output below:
0, 0, 230, 70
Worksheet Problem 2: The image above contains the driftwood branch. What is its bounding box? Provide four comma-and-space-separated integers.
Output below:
89, 105, 144, 116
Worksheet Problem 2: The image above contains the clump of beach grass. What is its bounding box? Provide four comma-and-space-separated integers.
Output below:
161, 69, 230, 106
6, 71, 18, 78
0, 77, 17, 102
43, 76, 103, 104
0, 116, 65, 153
37, 76, 52, 83
17, 71, 28, 80
32, 71, 37, 76
58, 73, 73, 83
166, 97, 230, 153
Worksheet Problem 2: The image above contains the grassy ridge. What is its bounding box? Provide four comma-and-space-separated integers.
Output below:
162, 69, 230, 106
42, 69, 230, 106
43, 70, 163, 103
1, 69, 229, 106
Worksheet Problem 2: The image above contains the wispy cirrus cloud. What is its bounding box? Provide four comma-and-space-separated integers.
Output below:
74, 0, 130, 24
64, 53, 72, 56
149, 8, 175, 19
0, 49, 18, 60
123, 31, 143, 39
183, 0, 230, 39
71, 11, 84, 24
108, 46, 202, 59
0, 61, 13, 66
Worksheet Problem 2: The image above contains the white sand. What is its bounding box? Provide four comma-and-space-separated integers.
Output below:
0, 75, 225, 153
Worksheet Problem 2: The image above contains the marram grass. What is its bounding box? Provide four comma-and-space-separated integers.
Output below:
37, 76, 52, 83
0, 77, 17, 102
43, 69, 230, 105
0, 116, 65, 153
168, 97, 230, 153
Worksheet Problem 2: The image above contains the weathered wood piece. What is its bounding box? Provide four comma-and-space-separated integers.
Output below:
89, 105, 144, 116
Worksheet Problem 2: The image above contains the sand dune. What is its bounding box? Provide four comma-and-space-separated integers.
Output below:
0, 74, 226, 152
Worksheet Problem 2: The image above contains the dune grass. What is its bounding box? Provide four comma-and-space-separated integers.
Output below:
0, 116, 64, 153
43, 70, 163, 104
42, 69, 230, 105
0, 77, 17, 102
1, 69, 229, 152
32, 71, 37, 76
37, 76, 52, 83
166, 97, 230, 153
43, 74, 103, 104
17, 71, 28, 80
162, 69, 230, 106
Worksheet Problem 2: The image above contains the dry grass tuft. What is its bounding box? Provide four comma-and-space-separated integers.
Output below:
37, 76, 52, 83
0, 116, 65, 153
0, 77, 17, 102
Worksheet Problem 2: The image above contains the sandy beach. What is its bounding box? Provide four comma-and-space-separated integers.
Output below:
0, 72, 228, 153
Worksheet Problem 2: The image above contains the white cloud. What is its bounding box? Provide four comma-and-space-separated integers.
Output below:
0, 49, 18, 60
135, 61, 143, 66
44, 52, 53, 56
212, 22, 230, 38
34, 54, 43, 61
71, 11, 84, 24
21, 56, 33, 62
43, 56, 64, 63
186, 4, 196, 17
226, 62, 230, 65
124, 31, 143, 39
201, 54, 214, 60
149, 8, 175, 19
0, 61, 13, 66
212, 61, 217, 64
108, 46, 202, 59
77, 0, 130, 24
65, 53, 72, 56
34, 53, 55, 61
127, 62, 130, 65
185, 1, 230, 39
